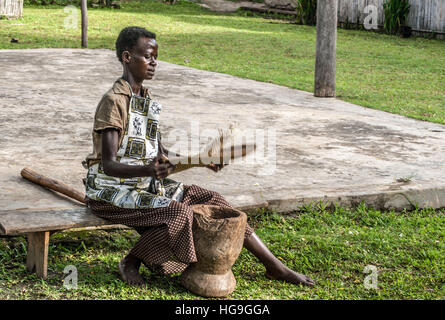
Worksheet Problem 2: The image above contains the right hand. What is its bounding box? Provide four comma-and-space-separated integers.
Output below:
145, 155, 176, 179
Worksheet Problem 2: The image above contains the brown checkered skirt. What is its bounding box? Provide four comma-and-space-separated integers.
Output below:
85, 184, 254, 274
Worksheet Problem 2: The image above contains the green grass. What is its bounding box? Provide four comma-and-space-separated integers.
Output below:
0, 204, 444, 300
0, 0, 444, 124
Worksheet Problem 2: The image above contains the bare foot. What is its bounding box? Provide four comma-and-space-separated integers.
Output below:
118, 254, 145, 286
266, 266, 315, 286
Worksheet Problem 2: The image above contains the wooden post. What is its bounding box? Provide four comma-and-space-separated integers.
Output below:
26, 231, 50, 279
0, 0, 23, 19
314, 0, 338, 97
81, 0, 88, 48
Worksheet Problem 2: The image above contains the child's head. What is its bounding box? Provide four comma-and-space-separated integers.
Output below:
116, 26, 158, 81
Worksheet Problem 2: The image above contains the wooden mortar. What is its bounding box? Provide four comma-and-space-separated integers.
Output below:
180, 204, 247, 298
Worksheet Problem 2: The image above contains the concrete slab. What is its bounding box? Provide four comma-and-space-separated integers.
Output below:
1, 48, 445, 212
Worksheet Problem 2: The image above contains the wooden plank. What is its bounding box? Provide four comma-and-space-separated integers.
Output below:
378, 0, 384, 27
336, 0, 445, 33
433, 0, 439, 30
439, 0, 445, 32
425, 0, 431, 31
423, 0, 428, 30
0, 0, 23, 18
419, 0, 425, 30
347, 0, 352, 23
413, 0, 419, 29
352, 0, 358, 23
407, 0, 416, 29
338, 0, 345, 23
428, 0, 433, 31
358, 0, 366, 24
426, 0, 436, 30
0, 207, 111, 235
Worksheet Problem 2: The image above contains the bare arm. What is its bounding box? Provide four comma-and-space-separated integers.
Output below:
101, 128, 174, 179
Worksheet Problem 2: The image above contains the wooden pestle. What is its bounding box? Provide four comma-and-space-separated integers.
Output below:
21, 167, 86, 204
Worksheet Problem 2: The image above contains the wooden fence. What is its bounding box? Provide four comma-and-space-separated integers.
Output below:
337, 0, 445, 37
0, 0, 23, 19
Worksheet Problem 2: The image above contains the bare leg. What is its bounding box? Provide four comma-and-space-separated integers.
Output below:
118, 253, 145, 286
243, 233, 315, 286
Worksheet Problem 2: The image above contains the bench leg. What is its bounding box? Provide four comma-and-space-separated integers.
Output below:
26, 231, 50, 280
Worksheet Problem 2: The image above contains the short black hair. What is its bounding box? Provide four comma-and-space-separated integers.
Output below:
115, 26, 156, 63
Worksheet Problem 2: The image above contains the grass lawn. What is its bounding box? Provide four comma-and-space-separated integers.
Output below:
0, 0, 444, 124
0, 204, 444, 300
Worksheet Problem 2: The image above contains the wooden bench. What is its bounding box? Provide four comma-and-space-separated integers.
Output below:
0, 202, 265, 280
0, 207, 125, 279
3, 167, 264, 280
